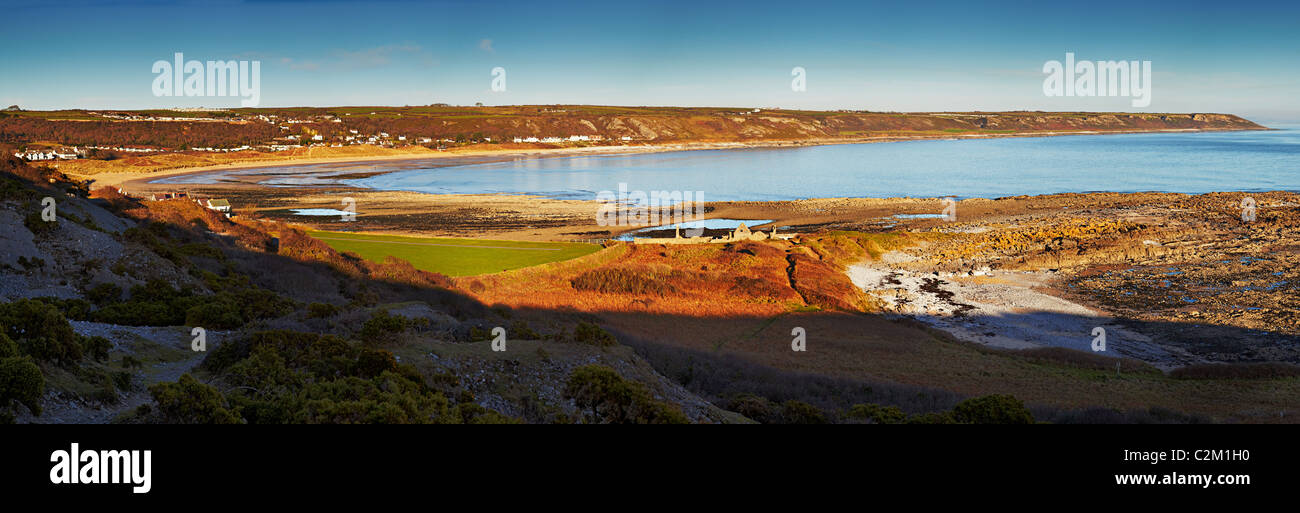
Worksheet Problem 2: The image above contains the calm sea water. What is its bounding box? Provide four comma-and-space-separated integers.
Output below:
340, 128, 1297, 200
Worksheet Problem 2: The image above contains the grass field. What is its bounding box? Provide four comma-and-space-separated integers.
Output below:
306, 230, 601, 277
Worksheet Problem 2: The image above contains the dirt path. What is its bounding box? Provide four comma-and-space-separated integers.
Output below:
18, 322, 218, 424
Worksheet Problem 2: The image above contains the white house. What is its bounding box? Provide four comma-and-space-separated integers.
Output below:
204, 199, 232, 216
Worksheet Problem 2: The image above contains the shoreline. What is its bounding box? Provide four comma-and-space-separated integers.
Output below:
93, 125, 1266, 190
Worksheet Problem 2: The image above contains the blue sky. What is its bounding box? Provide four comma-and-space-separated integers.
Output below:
2, 0, 1298, 123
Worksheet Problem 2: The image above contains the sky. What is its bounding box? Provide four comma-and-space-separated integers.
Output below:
2, 0, 1298, 123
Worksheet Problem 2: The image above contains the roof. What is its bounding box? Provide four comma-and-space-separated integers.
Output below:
207, 199, 231, 207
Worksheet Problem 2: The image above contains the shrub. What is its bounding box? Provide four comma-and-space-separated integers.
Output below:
85, 282, 123, 306
509, 321, 541, 340
23, 210, 55, 236
0, 356, 44, 418
148, 374, 241, 424
78, 335, 111, 362
306, 302, 341, 319
0, 299, 82, 364
846, 403, 907, 424
778, 400, 828, 424
358, 310, 409, 345
952, 394, 1034, 424
572, 321, 617, 347
185, 300, 245, 330
0, 332, 16, 358
905, 411, 957, 424
726, 394, 773, 423
35, 297, 92, 320
563, 364, 688, 424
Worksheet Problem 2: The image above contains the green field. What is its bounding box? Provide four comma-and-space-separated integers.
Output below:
306, 230, 601, 277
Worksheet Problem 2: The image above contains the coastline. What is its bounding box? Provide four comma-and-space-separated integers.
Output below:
91, 125, 1267, 190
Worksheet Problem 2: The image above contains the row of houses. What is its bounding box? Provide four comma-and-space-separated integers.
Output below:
14, 147, 85, 161
512, 135, 633, 143
86, 145, 164, 153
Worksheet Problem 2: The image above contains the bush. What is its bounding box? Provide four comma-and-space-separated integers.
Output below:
778, 400, 828, 424
0, 356, 44, 418
563, 364, 688, 424
0, 332, 17, 358
0, 299, 82, 364
306, 302, 341, 319
86, 282, 123, 306
358, 310, 409, 345
23, 210, 55, 236
185, 300, 245, 330
727, 394, 774, 423
78, 336, 111, 362
92, 280, 294, 328
952, 394, 1034, 424
846, 403, 907, 424
905, 411, 957, 424
189, 330, 492, 424
572, 321, 617, 347
148, 374, 241, 424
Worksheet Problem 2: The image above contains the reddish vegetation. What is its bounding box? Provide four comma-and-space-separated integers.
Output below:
0, 118, 279, 149
459, 235, 900, 317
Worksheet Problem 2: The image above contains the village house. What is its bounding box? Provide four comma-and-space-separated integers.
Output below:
203, 198, 232, 217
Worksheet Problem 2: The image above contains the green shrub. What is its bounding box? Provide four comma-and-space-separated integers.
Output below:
78, 335, 111, 362
778, 400, 828, 424
23, 211, 55, 236
846, 403, 907, 424
148, 374, 241, 424
952, 394, 1034, 424
0, 356, 44, 418
563, 364, 689, 424
36, 297, 92, 320
86, 282, 123, 306
0, 299, 82, 364
572, 321, 617, 347
509, 321, 541, 340
727, 394, 774, 423
905, 411, 957, 424
306, 302, 341, 319
185, 300, 245, 330
178, 329, 513, 424
359, 310, 409, 345
0, 332, 17, 358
